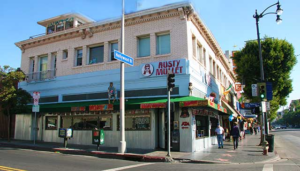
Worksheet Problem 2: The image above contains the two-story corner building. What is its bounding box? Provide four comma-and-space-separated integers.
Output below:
14, 2, 238, 152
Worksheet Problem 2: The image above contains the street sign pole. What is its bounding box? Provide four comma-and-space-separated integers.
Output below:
118, 0, 126, 154
34, 112, 36, 144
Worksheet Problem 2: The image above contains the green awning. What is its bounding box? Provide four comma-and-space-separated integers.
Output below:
26, 96, 206, 113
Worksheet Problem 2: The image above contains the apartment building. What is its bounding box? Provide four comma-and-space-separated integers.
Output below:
15, 2, 237, 152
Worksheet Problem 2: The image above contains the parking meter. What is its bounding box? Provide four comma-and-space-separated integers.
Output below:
92, 129, 104, 150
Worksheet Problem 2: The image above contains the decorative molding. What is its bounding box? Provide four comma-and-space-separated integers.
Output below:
178, 8, 185, 20
80, 29, 86, 39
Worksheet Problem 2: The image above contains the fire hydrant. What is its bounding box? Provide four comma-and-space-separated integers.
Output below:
262, 141, 269, 155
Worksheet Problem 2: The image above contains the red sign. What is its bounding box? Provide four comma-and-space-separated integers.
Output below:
140, 103, 166, 109
181, 121, 190, 129
89, 104, 113, 111
235, 83, 242, 91
71, 107, 86, 112
179, 100, 208, 107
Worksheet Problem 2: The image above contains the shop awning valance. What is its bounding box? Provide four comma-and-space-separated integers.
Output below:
221, 100, 238, 117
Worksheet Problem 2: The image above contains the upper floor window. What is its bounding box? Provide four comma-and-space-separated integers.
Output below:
47, 25, 55, 34
138, 36, 150, 57
29, 57, 35, 73
65, 21, 73, 29
203, 48, 207, 68
110, 42, 118, 61
89, 45, 104, 64
76, 49, 82, 66
39, 56, 48, 72
156, 33, 170, 55
197, 43, 203, 63
56, 22, 64, 32
63, 50, 68, 59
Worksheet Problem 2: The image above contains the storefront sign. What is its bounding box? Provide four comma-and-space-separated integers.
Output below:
140, 59, 186, 78
235, 83, 242, 91
125, 109, 150, 114
180, 107, 190, 118
181, 121, 190, 129
140, 103, 166, 109
179, 100, 208, 107
89, 104, 113, 111
141, 64, 154, 77
71, 107, 86, 112
192, 109, 218, 117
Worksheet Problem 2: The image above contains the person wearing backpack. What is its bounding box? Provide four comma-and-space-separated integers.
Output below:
231, 122, 240, 150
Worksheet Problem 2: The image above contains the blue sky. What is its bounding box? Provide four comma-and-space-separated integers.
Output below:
0, 0, 299, 108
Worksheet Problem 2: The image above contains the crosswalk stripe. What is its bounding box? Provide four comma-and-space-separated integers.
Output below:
262, 164, 273, 171
102, 163, 154, 171
0, 166, 27, 171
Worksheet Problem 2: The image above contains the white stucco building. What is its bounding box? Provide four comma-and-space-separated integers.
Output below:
15, 2, 238, 152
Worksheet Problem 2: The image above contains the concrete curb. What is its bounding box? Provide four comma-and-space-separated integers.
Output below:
0, 142, 166, 162
173, 158, 231, 164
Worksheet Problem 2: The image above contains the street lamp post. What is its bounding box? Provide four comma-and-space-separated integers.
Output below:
253, 1, 283, 143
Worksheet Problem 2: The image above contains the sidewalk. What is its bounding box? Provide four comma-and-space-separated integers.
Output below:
0, 134, 279, 164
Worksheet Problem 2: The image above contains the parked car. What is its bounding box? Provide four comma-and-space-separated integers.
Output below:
281, 125, 287, 129
275, 126, 281, 129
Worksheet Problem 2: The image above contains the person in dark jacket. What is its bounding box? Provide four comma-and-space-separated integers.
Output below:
231, 122, 240, 150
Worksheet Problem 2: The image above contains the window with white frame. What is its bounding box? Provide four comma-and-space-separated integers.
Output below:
197, 43, 203, 63
213, 61, 216, 77
203, 48, 207, 67
209, 57, 213, 74
39, 55, 48, 80
138, 36, 150, 57
63, 50, 68, 59
110, 42, 118, 61
156, 33, 170, 55
75, 49, 82, 66
89, 45, 104, 64
192, 36, 196, 57
29, 57, 35, 73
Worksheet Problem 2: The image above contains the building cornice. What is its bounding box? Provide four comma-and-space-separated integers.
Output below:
15, 2, 191, 51
189, 13, 235, 82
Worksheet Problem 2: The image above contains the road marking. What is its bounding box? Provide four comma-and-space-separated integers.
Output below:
102, 163, 154, 171
262, 164, 273, 171
0, 166, 27, 171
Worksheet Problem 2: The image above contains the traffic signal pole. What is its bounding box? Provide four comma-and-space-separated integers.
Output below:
167, 71, 175, 158
167, 90, 171, 157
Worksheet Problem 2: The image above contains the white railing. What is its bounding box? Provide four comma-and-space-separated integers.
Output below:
26, 69, 56, 83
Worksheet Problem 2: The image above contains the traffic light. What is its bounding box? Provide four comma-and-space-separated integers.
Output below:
167, 73, 175, 91
258, 82, 266, 101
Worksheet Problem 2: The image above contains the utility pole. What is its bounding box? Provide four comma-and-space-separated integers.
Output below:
118, 0, 126, 154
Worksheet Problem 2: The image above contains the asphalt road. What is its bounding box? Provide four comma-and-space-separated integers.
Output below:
0, 129, 299, 171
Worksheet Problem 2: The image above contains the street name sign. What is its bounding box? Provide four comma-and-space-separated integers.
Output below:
114, 50, 134, 66
251, 84, 257, 97
32, 105, 40, 112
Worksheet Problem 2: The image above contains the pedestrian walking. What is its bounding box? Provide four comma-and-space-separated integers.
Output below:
254, 124, 258, 135
231, 122, 240, 150
215, 123, 224, 149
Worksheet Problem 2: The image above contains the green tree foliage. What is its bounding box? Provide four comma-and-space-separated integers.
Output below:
0, 65, 31, 141
233, 38, 297, 121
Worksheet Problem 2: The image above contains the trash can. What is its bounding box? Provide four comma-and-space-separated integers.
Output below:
265, 134, 275, 152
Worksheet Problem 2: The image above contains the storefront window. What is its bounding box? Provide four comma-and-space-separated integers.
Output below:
118, 114, 151, 130
195, 115, 208, 138
69, 115, 112, 130
45, 116, 57, 130
210, 117, 218, 136
60, 116, 72, 128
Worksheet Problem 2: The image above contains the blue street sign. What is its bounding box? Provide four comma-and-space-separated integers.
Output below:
243, 103, 260, 109
114, 50, 134, 66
